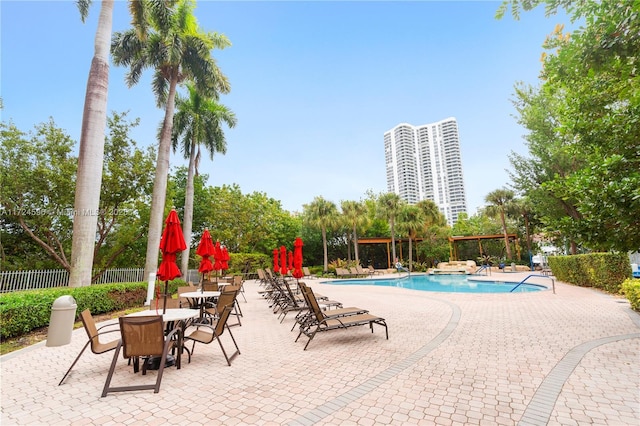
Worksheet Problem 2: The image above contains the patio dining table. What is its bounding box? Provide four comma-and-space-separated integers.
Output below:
180, 291, 221, 321
125, 308, 198, 369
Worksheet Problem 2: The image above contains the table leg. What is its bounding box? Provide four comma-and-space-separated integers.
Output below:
175, 328, 183, 369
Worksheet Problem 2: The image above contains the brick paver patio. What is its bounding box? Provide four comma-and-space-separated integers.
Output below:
1, 273, 638, 425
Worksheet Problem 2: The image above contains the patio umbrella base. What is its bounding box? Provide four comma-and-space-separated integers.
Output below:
144, 354, 175, 370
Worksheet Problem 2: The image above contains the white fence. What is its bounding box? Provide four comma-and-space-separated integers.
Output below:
0, 268, 145, 293
0, 267, 256, 293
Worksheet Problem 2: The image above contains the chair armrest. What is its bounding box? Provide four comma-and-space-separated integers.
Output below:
96, 322, 120, 332
184, 322, 216, 334
94, 329, 121, 339
165, 327, 180, 340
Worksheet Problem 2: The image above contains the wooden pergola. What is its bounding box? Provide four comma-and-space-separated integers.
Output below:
358, 237, 424, 268
448, 234, 520, 261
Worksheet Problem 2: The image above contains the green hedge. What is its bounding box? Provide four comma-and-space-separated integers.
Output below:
548, 253, 631, 294
621, 278, 640, 311
0, 282, 150, 339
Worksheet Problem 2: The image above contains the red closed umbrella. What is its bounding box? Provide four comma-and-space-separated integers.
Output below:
213, 240, 223, 281
273, 248, 279, 272
196, 228, 215, 280
292, 237, 304, 279
288, 250, 293, 271
156, 209, 187, 313
280, 246, 287, 275
221, 246, 230, 272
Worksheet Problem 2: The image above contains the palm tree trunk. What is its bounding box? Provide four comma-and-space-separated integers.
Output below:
500, 210, 512, 259
408, 234, 413, 271
524, 214, 532, 264
322, 227, 328, 272
390, 218, 397, 262
69, 0, 113, 287
180, 137, 197, 276
353, 224, 360, 264
144, 73, 179, 280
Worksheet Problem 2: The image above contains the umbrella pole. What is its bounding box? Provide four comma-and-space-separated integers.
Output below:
163, 281, 169, 314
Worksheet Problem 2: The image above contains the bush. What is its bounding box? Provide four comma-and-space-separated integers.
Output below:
548, 253, 631, 293
0, 282, 148, 339
621, 278, 640, 311
228, 252, 271, 275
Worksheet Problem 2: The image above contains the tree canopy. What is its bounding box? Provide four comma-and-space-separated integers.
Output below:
0, 113, 156, 275
501, 0, 640, 253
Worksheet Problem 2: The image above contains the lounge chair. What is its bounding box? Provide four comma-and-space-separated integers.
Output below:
290, 282, 369, 331
356, 265, 373, 277
349, 267, 364, 277
368, 265, 383, 275
256, 268, 269, 286
58, 309, 120, 386
295, 285, 388, 350
268, 279, 305, 318
335, 268, 352, 278
276, 280, 342, 324
302, 266, 316, 279
101, 315, 178, 396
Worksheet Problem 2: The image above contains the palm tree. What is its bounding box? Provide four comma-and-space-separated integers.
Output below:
340, 200, 367, 265
485, 188, 516, 260
69, 0, 114, 287
111, 0, 230, 280
396, 204, 425, 271
172, 83, 237, 276
416, 199, 446, 229
304, 196, 339, 273
377, 192, 404, 264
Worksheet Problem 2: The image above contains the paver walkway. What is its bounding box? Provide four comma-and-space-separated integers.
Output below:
1, 273, 638, 425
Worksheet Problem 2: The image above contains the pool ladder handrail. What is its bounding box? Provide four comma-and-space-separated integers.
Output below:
510, 274, 555, 294
473, 265, 491, 276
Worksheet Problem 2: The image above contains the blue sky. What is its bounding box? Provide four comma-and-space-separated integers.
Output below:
1, 1, 569, 215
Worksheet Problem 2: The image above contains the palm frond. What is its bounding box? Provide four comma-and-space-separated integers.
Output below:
76, 0, 91, 22
152, 71, 169, 107
128, 0, 149, 39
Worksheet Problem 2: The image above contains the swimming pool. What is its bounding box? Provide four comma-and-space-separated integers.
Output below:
323, 274, 547, 293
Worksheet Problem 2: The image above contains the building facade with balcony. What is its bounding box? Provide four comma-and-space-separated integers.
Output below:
384, 117, 468, 225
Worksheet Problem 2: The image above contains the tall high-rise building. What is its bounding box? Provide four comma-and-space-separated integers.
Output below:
384, 117, 468, 225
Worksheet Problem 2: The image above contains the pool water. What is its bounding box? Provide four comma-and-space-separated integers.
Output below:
323, 274, 546, 293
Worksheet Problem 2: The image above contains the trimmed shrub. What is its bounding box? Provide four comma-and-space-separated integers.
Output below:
0, 282, 147, 339
621, 278, 640, 311
548, 253, 631, 294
